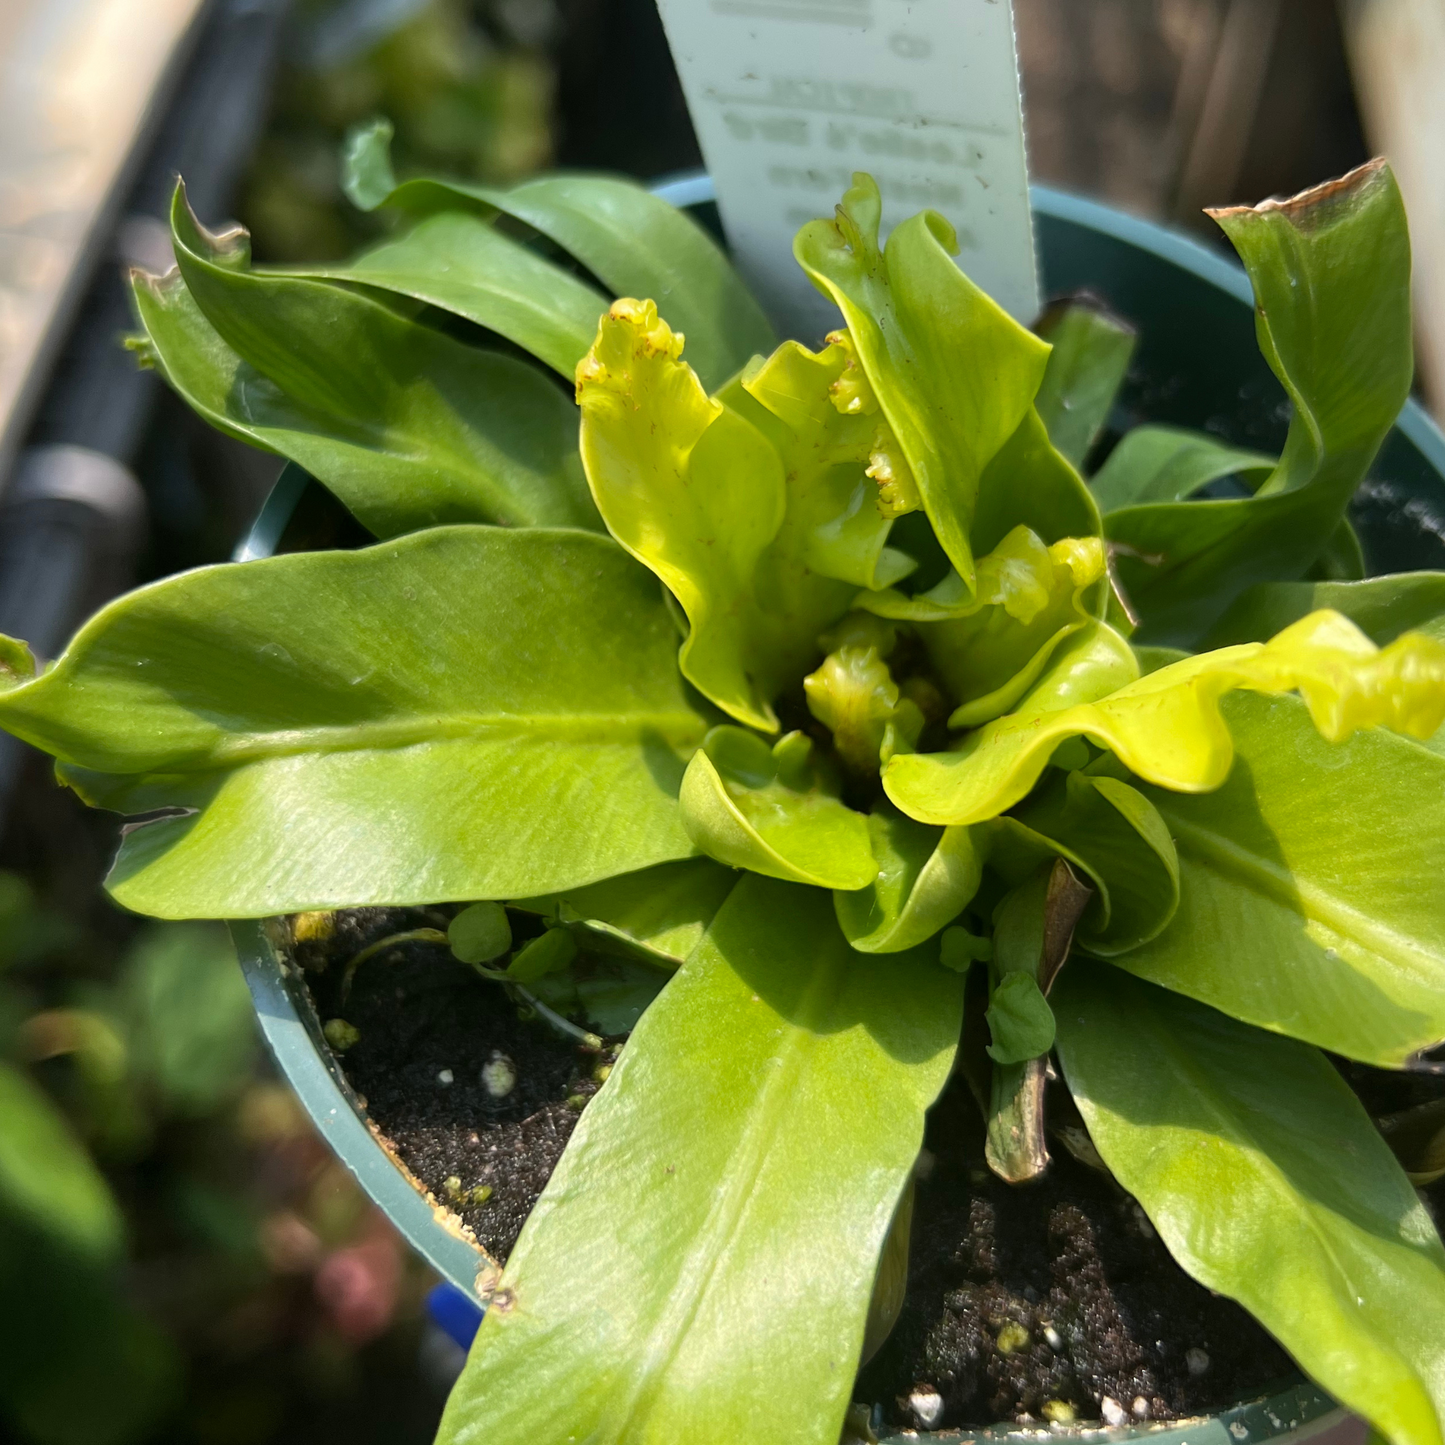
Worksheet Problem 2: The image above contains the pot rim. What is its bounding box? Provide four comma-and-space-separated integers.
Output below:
234, 917, 1343, 1444
230, 173, 1445, 1441
234, 918, 491, 1290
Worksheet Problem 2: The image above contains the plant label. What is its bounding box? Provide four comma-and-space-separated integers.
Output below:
653, 0, 1038, 342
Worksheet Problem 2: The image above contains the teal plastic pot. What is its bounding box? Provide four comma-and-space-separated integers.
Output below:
233, 178, 1445, 1443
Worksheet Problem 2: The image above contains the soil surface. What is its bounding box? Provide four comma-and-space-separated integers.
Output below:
857, 1077, 1294, 1430
298, 907, 1431, 1431
299, 907, 607, 1262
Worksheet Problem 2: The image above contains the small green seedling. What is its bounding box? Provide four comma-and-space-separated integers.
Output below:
448, 902, 512, 964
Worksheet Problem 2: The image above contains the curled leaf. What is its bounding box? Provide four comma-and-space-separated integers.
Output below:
939, 926, 992, 971
342, 117, 775, 392
729, 335, 915, 591
994, 858, 1093, 998
140, 185, 598, 537
866, 423, 922, 518
857, 528, 1106, 729
803, 640, 922, 775
886, 610, 1445, 827
1107, 160, 1413, 644
1208, 572, 1445, 650
862, 1181, 914, 1364
1089, 425, 1275, 514
992, 770, 1181, 957
1007, 619, 1141, 715
509, 929, 578, 983
577, 301, 856, 731
858, 527, 1102, 624
576, 300, 786, 730
679, 728, 876, 891
1312, 518, 1367, 583
1108, 690, 1445, 1067
0, 637, 37, 690
834, 805, 982, 954
0, 528, 705, 916
984, 860, 1092, 1182
793, 173, 1051, 594
297, 210, 608, 377
972, 407, 1102, 557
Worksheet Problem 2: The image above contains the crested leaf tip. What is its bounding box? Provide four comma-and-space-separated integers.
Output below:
824, 329, 877, 417
866, 425, 922, 517
575, 298, 687, 399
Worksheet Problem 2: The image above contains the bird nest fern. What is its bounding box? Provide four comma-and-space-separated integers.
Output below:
2, 125, 1444, 1444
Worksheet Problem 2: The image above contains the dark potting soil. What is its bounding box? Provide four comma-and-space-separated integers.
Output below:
298, 907, 607, 1263
857, 1075, 1295, 1431
296, 907, 1379, 1431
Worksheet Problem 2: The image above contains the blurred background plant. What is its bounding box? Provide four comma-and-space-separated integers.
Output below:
0, 0, 1433, 1440
0, 857, 443, 1445
242, 0, 556, 261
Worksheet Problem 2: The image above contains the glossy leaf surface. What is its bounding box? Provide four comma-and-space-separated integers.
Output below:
794, 174, 1051, 589
1107, 161, 1413, 644
1089, 425, 1274, 514
680, 729, 876, 891
1109, 690, 1445, 1065
1056, 968, 1445, 1445
994, 770, 1180, 956
985, 972, 1055, 1064
513, 858, 737, 967
885, 610, 1445, 827
998, 616, 1141, 715
834, 805, 982, 953
508, 928, 577, 983
971, 408, 1102, 556
437, 876, 961, 1445
857, 528, 1102, 622
300, 210, 607, 376
1032, 299, 1136, 468
729, 338, 912, 592
1208, 573, 1445, 648
449, 903, 511, 964
0, 529, 704, 916
577, 300, 854, 730
134, 192, 597, 537
1314, 518, 1368, 582
342, 118, 774, 391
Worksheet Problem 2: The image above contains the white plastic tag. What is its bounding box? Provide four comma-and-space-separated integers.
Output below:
654, 0, 1039, 343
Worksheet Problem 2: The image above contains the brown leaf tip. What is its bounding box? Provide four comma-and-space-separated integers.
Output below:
1204, 157, 1390, 230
